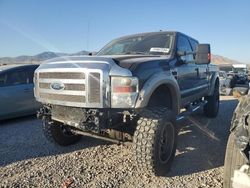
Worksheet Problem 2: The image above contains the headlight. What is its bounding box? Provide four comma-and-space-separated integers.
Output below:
111, 76, 139, 108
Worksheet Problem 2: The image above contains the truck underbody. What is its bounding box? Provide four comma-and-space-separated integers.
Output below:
37, 105, 136, 142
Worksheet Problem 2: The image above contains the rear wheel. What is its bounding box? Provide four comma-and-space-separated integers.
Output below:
133, 107, 177, 176
43, 118, 81, 146
204, 81, 220, 118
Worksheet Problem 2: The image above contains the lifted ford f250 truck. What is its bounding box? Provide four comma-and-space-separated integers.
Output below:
34, 31, 219, 176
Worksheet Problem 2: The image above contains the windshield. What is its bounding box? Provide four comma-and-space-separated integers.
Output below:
97, 33, 173, 56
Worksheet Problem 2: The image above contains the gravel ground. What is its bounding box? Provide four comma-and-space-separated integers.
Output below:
0, 96, 238, 188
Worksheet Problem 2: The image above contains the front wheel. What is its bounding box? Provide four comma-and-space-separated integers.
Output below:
133, 108, 178, 176
43, 118, 81, 146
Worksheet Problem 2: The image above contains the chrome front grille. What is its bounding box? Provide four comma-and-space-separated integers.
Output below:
39, 83, 86, 91
36, 70, 103, 108
39, 72, 85, 79
88, 73, 101, 103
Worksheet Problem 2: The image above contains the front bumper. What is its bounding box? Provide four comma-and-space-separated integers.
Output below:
37, 105, 136, 133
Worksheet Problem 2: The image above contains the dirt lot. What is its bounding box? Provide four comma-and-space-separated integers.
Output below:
0, 96, 238, 188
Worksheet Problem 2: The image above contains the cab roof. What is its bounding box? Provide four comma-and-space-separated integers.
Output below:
112, 31, 199, 44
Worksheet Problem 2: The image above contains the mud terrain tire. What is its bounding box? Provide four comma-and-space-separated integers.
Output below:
133, 108, 177, 176
204, 81, 220, 118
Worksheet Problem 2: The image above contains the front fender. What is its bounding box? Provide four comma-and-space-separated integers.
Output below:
135, 72, 181, 115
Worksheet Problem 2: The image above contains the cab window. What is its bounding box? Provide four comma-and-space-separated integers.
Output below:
189, 39, 199, 51
189, 39, 199, 60
177, 35, 194, 63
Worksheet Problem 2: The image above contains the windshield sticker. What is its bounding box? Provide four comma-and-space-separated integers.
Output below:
150, 47, 170, 53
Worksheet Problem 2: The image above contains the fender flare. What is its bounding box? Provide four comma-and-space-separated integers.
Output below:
208, 72, 219, 96
135, 72, 181, 115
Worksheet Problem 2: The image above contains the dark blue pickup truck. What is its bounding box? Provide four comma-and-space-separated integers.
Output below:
34, 31, 219, 176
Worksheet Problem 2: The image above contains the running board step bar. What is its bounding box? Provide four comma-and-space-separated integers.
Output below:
176, 100, 207, 122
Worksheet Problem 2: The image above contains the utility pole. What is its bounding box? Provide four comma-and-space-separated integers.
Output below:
87, 21, 90, 51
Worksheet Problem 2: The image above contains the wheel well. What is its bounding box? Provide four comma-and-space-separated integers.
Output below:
148, 84, 173, 109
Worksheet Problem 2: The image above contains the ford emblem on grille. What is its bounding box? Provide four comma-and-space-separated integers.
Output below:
50, 82, 65, 91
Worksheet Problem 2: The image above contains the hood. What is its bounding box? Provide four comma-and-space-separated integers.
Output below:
37, 55, 172, 76
36, 56, 132, 77
101, 55, 172, 70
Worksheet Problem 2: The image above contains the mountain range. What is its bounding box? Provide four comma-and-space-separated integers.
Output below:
211, 54, 243, 65
0, 51, 89, 65
0, 51, 244, 65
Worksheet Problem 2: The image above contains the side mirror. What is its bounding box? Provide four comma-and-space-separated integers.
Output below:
195, 44, 211, 64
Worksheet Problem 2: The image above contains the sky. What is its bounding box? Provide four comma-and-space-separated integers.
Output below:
0, 0, 249, 63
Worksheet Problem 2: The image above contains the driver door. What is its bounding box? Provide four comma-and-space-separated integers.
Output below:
175, 34, 199, 100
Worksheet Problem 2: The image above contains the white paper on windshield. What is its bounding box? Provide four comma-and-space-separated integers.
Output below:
150, 47, 170, 53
